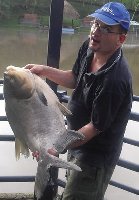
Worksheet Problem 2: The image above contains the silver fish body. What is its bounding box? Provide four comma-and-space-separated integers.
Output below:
3, 66, 84, 199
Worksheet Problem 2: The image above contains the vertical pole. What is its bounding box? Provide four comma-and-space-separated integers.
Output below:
46, 0, 64, 94
38, 0, 64, 200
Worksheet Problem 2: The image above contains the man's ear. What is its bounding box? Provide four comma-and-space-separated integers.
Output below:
119, 34, 126, 44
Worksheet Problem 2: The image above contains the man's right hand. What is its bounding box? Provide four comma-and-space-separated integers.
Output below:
47, 148, 59, 157
24, 64, 46, 76
32, 151, 40, 161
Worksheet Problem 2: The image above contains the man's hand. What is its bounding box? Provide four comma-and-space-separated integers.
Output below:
32, 151, 40, 161
47, 148, 59, 157
24, 64, 46, 76
32, 148, 58, 162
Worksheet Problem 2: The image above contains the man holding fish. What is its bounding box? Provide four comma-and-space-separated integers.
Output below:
25, 2, 132, 200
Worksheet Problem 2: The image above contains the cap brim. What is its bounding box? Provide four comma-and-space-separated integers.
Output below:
88, 13, 119, 25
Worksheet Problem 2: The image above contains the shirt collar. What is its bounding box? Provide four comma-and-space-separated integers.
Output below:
87, 47, 122, 75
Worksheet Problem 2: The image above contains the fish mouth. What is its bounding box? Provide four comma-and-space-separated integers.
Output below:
4, 71, 8, 78
3, 67, 17, 83
4, 66, 26, 83
4, 66, 16, 80
3, 71, 11, 82
4, 71, 8, 74
4, 68, 10, 75
4, 66, 35, 99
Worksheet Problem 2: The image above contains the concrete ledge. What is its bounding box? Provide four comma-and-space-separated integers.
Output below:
0, 193, 61, 200
0, 193, 33, 199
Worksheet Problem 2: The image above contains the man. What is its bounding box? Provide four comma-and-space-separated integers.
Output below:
25, 2, 132, 200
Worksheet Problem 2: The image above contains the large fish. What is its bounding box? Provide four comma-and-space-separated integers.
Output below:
3, 66, 84, 199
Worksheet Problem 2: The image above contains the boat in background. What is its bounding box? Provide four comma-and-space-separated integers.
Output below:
62, 27, 74, 34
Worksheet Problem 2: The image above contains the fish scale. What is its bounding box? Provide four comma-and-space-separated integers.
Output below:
3, 66, 85, 200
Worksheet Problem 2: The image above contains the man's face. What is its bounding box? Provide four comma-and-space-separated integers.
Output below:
89, 19, 126, 54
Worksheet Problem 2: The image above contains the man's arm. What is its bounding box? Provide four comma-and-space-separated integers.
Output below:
33, 122, 98, 159
69, 122, 98, 148
25, 64, 76, 89
48, 122, 98, 156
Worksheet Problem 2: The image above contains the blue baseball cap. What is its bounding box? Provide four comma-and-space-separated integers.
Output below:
88, 2, 130, 31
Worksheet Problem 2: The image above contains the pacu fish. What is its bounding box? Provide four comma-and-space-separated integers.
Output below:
3, 66, 84, 199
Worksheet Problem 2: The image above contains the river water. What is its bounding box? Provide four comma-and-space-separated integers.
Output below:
0, 28, 139, 199
0, 28, 139, 95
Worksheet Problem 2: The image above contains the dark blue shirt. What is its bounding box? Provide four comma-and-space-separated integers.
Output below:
67, 39, 133, 167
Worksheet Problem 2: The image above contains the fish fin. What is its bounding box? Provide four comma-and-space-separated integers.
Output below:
15, 138, 30, 160
56, 101, 72, 116
54, 130, 85, 153
37, 90, 48, 106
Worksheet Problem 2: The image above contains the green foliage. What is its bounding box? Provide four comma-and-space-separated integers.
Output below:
63, 18, 81, 28
70, 0, 139, 20
40, 16, 49, 26
69, 1, 98, 18
72, 19, 81, 28
0, 0, 139, 28
0, 16, 19, 28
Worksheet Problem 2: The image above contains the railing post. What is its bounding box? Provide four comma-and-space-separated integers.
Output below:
46, 0, 64, 94
39, 0, 64, 199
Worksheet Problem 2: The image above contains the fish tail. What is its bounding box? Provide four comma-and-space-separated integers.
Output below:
34, 154, 81, 200
47, 153, 82, 171
34, 160, 50, 200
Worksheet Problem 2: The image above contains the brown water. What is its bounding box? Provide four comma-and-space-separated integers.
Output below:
0, 28, 139, 95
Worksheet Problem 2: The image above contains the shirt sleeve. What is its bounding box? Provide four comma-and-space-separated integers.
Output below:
91, 84, 126, 132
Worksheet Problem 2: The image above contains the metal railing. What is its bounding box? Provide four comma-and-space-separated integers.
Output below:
0, 81, 139, 196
